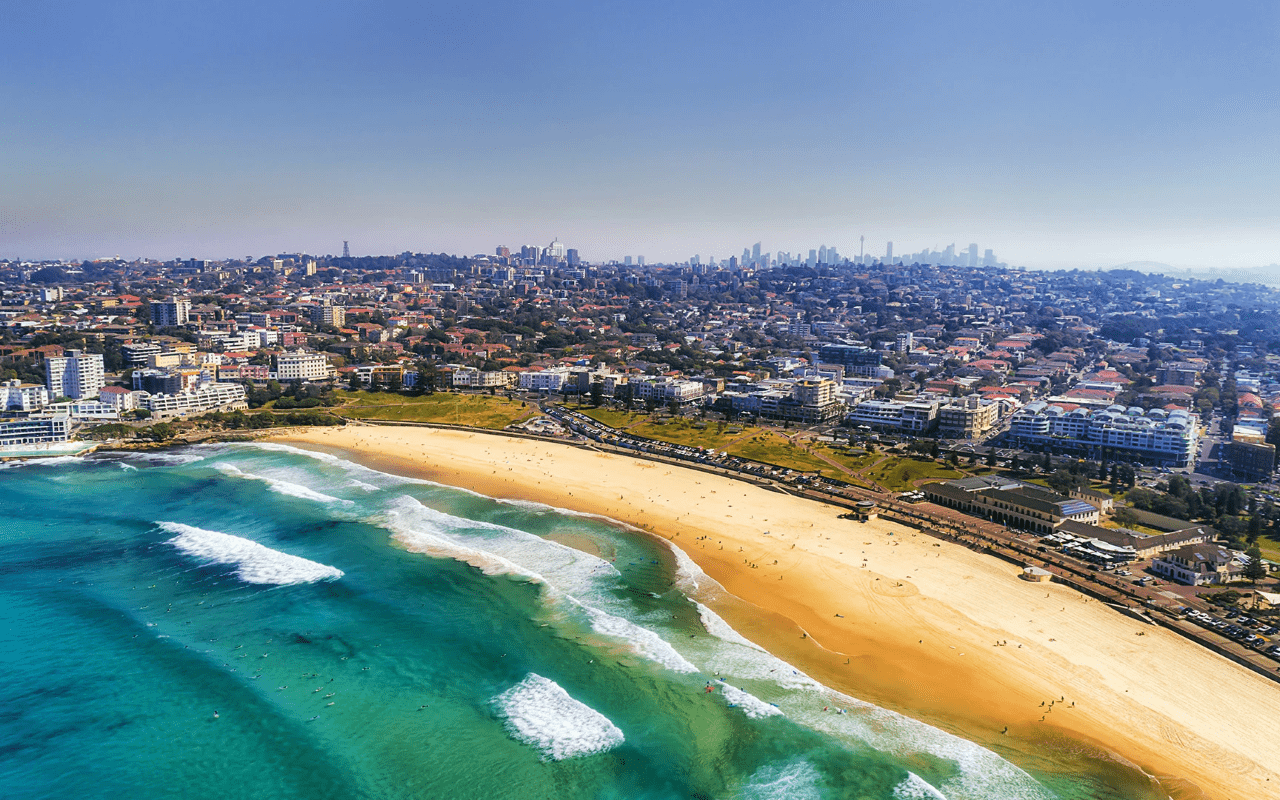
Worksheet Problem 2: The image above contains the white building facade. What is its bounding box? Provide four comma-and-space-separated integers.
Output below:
46, 350, 105, 400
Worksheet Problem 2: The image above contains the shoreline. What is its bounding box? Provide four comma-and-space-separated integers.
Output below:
270, 424, 1279, 800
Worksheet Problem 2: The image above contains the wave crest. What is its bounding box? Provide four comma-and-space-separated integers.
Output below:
492, 673, 624, 761
161, 522, 344, 585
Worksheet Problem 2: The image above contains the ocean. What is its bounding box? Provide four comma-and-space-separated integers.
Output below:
0, 443, 1165, 799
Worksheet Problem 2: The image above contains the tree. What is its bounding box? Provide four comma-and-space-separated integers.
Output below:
589, 382, 604, 407
930, 441, 940, 460
1244, 546, 1267, 584
1249, 514, 1264, 544
987, 449, 999, 467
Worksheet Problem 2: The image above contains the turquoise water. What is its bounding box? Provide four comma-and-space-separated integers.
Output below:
0, 444, 1160, 799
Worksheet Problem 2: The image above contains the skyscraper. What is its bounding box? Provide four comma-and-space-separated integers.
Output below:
751, 242, 762, 262
967, 243, 979, 267
886, 241, 893, 261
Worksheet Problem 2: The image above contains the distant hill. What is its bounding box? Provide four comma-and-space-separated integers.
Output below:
1109, 262, 1280, 287
1111, 261, 1177, 274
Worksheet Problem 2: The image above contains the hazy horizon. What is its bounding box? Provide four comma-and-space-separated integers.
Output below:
5, 1, 1279, 271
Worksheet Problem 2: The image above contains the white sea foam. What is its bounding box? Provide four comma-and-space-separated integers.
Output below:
669, 541, 711, 595
797, 687, 1048, 800
0, 455, 86, 470
161, 522, 344, 585
696, 603, 766, 652
491, 673, 623, 760
690, 600, 1048, 799
382, 495, 618, 594
381, 496, 705, 674
347, 478, 380, 492
214, 463, 352, 505
894, 772, 949, 800
127, 450, 213, 466
716, 679, 782, 719
582, 605, 698, 674
244, 442, 438, 487
738, 759, 823, 800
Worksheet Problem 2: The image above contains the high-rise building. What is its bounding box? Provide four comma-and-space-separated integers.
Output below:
896, 331, 914, 352
624, 256, 633, 267
967, 243, 979, 267
983, 249, 996, 267
566, 249, 580, 266
886, 241, 893, 261
46, 350, 105, 400
751, 243, 762, 262
637, 256, 645, 266
496, 246, 510, 258
151, 298, 192, 327
309, 301, 345, 329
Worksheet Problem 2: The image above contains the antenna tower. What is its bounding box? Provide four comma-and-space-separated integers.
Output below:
342, 241, 350, 258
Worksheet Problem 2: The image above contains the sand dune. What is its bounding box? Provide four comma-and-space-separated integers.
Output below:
276, 425, 1280, 799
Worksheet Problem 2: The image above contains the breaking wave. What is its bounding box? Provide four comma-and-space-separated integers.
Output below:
491, 673, 624, 760
213, 463, 352, 505
161, 522, 344, 585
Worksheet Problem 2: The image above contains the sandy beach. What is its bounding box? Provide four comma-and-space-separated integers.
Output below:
275, 424, 1280, 799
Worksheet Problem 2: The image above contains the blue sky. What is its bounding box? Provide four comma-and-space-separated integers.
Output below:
3, 1, 1278, 270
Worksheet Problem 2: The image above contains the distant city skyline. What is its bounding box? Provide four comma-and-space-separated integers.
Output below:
4, 2, 1279, 272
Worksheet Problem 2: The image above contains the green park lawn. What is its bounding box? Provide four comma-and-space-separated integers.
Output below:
578, 407, 648, 430
868, 457, 968, 492
336, 391, 534, 430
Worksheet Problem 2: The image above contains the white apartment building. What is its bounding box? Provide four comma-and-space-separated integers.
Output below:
451, 367, 512, 389
0, 379, 49, 411
0, 414, 72, 448
47, 400, 121, 421
631, 377, 706, 406
275, 351, 336, 382
519, 369, 569, 392
98, 385, 137, 412
1007, 401, 1199, 465
142, 383, 248, 418
46, 350, 105, 400
847, 397, 939, 434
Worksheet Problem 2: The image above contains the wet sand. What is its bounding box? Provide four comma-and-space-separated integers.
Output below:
274, 425, 1280, 799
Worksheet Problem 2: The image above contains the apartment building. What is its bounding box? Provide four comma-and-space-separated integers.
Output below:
46, 350, 105, 400
938, 395, 1000, 439
0, 379, 49, 412
1007, 401, 1199, 465
0, 415, 73, 448
275, 350, 336, 382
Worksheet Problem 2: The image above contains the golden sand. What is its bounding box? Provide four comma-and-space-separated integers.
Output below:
275, 424, 1280, 799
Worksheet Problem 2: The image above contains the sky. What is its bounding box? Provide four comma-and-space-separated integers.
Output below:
3, 0, 1279, 272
